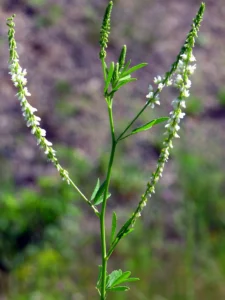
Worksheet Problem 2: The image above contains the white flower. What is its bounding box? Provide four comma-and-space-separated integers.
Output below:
178, 111, 185, 119
185, 79, 191, 89
39, 128, 46, 136
174, 132, 180, 138
146, 91, 154, 99
24, 87, 31, 97
45, 139, 53, 146
158, 83, 164, 91
154, 75, 162, 84
181, 53, 187, 61
174, 124, 180, 131
190, 53, 196, 62
183, 90, 190, 98
166, 79, 173, 86
187, 64, 196, 74
180, 100, 186, 108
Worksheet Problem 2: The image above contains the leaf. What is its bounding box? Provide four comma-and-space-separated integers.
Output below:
113, 78, 137, 92
111, 271, 140, 287
121, 60, 131, 73
124, 277, 140, 283
92, 180, 106, 205
94, 192, 111, 206
118, 74, 131, 82
91, 178, 100, 201
111, 271, 131, 286
121, 62, 148, 77
110, 212, 117, 245
120, 228, 134, 239
104, 62, 114, 92
107, 286, 130, 292
106, 270, 123, 288
131, 117, 169, 135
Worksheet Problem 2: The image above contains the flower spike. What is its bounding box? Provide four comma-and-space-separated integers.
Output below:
6, 15, 99, 217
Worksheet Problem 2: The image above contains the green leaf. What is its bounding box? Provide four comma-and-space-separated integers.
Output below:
106, 270, 123, 288
111, 271, 131, 286
124, 277, 140, 283
107, 286, 130, 292
91, 178, 100, 201
94, 192, 111, 206
110, 211, 117, 245
112, 271, 140, 287
120, 228, 134, 239
118, 74, 131, 82
92, 180, 106, 205
131, 117, 169, 135
121, 62, 148, 77
121, 60, 131, 73
105, 62, 114, 92
113, 78, 137, 92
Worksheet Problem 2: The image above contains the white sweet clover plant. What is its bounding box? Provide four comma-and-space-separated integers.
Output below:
6, 2, 205, 299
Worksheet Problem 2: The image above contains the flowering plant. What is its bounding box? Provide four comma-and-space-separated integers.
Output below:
6, 2, 205, 299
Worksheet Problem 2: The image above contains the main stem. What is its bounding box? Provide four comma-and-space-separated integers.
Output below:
100, 103, 116, 299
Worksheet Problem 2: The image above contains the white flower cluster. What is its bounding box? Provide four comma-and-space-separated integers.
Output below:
7, 15, 100, 216
146, 72, 174, 109
8, 45, 70, 185
132, 50, 197, 225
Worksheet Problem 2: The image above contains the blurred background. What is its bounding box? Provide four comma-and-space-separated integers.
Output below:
0, 0, 225, 299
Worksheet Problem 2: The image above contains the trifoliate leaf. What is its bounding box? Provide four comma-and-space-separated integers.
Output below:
131, 117, 169, 135
112, 272, 140, 287
106, 270, 123, 288
111, 271, 131, 286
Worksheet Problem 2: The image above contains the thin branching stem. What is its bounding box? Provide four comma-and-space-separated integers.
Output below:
100, 102, 117, 299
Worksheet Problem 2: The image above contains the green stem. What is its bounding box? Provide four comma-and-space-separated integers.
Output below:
117, 102, 149, 142
68, 178, 99, 217
100, 103, 116, 299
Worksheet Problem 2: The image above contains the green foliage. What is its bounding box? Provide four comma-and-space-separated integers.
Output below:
97, 269, 139, 294
217, 87, 225, 107
0, 175, 79, 271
